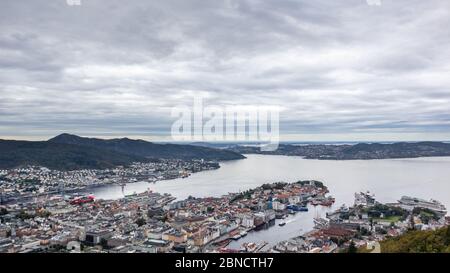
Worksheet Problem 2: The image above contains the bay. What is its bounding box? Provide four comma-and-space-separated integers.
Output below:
89, 154, 450, 249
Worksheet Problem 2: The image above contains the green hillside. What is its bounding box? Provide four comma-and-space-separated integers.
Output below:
381, 226, 450, 253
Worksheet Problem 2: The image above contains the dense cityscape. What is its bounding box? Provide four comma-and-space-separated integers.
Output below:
1, 167, 448, 253
0, 160, 219, 204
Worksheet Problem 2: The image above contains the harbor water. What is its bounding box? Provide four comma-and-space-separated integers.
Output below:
88, 154, 450, 248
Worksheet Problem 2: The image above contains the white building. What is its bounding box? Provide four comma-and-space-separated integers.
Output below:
272, 201, 286, 211
241, 215, 255, 228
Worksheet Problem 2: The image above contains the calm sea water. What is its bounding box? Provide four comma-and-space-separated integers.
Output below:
89, 154, 450, 249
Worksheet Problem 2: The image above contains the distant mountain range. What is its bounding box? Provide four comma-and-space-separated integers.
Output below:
3, 135, 450, 171
0, 134, 245, 170
229, 142, 450, 160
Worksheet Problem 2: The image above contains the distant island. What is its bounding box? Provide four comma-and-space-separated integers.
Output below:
0, 134, 245, 171
228, 142, 450, 160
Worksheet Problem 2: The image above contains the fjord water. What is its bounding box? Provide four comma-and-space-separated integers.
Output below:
92, 154, 450, 208
90, 154, 450, 249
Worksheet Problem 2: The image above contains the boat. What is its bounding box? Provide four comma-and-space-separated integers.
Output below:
214, 239, 231, 248
298, 206, 308, 212
232, 234, 241, 240
230, 230, 242, 240
278, 221, 286, 226
69, 195, 95, 205
398, 196, 447, 216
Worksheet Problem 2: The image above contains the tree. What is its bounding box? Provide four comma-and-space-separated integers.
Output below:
0, 208, 8, 215
18, 210, 33, 220
445, 226, 450, 245
381, 226, 450, 253
135, 217, 146, 227
100, 238, 108, 249
348, 241, 357, 253
360, 227, 371, 236
37, 210, 51, 218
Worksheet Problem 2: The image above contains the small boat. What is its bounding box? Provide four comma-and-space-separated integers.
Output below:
279, 221, 286, 226
214, 239, 231, 248
298, 206, 309, 212
240, 231, 248, 237
232, 234, 241, 240
230, 230, 241, 240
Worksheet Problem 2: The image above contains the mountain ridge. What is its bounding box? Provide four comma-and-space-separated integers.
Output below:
0, 139, 149, 170
0, 134, 245, 170
48, 133, 246, 161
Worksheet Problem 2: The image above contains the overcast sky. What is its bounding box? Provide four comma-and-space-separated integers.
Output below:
1, 0, 450, 141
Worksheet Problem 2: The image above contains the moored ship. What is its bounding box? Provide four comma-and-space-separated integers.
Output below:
397, 196, 447, 216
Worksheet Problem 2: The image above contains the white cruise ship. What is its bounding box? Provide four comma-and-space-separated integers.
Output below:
398, 196, 447, 216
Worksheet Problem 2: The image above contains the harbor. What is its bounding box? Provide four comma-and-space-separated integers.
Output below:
2, 155, 450, 253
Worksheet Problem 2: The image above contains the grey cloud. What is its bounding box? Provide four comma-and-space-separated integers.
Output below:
0, 0, 450, 140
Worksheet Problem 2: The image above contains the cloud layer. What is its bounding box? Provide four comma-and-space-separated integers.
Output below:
1, 0, 450, 141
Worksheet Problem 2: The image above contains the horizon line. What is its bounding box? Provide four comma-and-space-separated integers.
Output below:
0, 133, 449, 144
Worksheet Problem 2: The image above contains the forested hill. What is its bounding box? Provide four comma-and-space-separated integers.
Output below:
380, 226, 450, 253
0, 134, 245, 170
0, 139, 148, 170
48, 134, 245, 161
